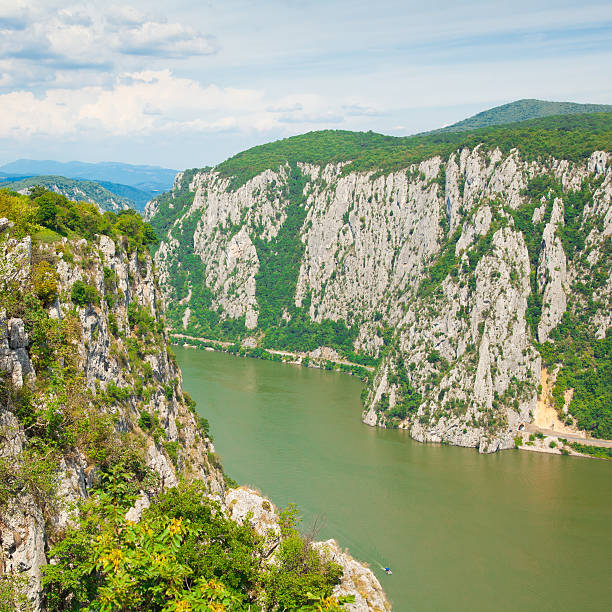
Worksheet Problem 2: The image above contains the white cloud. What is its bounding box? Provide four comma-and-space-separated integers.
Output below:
0, 2, 219, 91
117, 22, 218, 57
0, 70, 365, 138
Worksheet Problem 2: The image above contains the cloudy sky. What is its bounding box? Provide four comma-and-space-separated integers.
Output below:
1, 0, 611, 169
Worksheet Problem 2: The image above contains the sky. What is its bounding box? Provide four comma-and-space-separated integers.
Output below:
0, 0, 611, 169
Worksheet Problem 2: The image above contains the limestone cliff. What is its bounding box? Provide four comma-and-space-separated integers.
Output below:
0, 202, 387, 609
149, 128, 612, 452
0, 217, 223, 607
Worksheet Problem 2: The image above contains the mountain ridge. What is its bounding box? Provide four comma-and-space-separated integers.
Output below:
0, 174, 137, 212
0, 159, 177, 193
438, 99, 612, 132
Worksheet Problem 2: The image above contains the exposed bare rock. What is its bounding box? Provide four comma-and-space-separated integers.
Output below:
0, 230, 224, 610
315, 539, 391, 612
151, 147, 611, 453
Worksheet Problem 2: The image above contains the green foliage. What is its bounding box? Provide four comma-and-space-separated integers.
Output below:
0, 189, 39, 238
148, 169, 201, 240
138, 411, 153, 430
43, 477, 345, 611
160, 207, 246, 342
417, 226, 461, 298
558, 180, 592, 261
215, 112, 612, 189
384, 357, 423, 422
43, 476, 248, 611
128, 302, 156, 337
31, 260, 59, 305
1, 187, 157, 252
254, 165, 308, 328
568, 442, 612, 459
1, 175, 137, 213
540, 325, 611, 439
249, 166, 357, 353
0, 571, 33, 611
506, 175, 559, 336
261, 505, 343, 610
71, 280, 101, 307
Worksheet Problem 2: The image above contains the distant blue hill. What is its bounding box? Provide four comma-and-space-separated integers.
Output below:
93, 181, 154, 211
0, 173, 35, 183
0, 160, 177, 193
0, 175, 139, 213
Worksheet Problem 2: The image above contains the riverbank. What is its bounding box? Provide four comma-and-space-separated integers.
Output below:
172, 335, 611, 460
175, 346, 612, 612
171, 333, 375, 379
514, 429, 612, 460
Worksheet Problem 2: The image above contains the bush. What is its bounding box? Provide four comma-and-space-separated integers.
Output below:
127, 302, 155, 337
261, 505, 343, 609
43, 479, 250, 611
70, 280, 100, 307
31, 261, 59, 306
138, 411, 153, 430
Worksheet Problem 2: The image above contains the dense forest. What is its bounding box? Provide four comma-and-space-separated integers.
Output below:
437, 99, 612, 132
214, 111, 612, 188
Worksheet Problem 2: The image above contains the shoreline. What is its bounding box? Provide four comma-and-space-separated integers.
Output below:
514, 430, 612, 460
172, 334, 611, 461
170, 332, 375, 379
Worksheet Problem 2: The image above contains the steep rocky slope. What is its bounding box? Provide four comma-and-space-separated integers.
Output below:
0, 192, 386, 610
149, 114, 612, 454
0, 211, 223, 607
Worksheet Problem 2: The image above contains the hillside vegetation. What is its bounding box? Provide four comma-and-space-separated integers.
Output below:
214, 111, 612, 189
439, 99, 612, 132
1, 188, 362, 609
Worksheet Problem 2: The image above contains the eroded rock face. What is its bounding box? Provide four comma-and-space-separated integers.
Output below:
315, 539, 391, 612
153, 147, 611, 452
0, 313, 36, 388
0, 231, 224, 610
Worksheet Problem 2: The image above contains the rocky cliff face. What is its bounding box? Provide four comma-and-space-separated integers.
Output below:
0, 220, 223, 607
0, 210, 388, 610
149, 145, 611, 452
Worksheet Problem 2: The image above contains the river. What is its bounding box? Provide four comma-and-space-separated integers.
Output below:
175, 346, 612, 612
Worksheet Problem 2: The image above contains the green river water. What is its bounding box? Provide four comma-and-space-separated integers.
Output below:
175, 346, 612, 612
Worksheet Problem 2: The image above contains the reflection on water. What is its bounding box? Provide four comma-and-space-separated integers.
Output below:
176, 346, 612, 612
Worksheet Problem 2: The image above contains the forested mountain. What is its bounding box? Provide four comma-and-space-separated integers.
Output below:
148, 111, 612, 453
439, 99, 612, 132
1, 175, 137, 212
0, 160, 177, 193
93, 180, 154, 210
0, 188, 384, 610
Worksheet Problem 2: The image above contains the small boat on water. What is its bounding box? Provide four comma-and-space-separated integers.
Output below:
384, 567, 393, 575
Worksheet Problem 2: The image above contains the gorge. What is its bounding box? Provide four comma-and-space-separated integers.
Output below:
1, 102, 611, 611
148, 111, 612, 455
